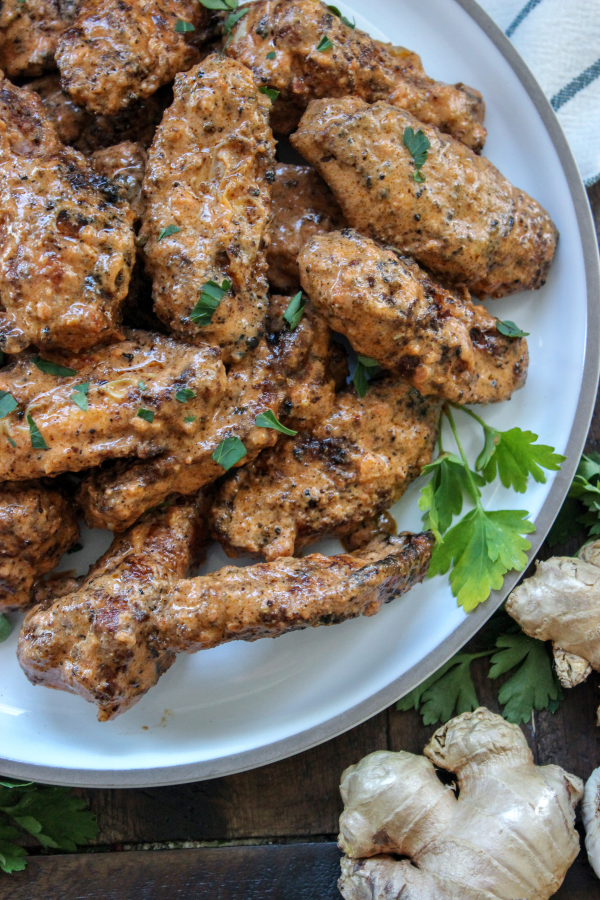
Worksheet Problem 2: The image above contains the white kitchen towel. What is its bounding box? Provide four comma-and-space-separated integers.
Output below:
478, 0, 600, 185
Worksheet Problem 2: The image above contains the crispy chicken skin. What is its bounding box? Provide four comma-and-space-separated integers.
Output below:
0, 0, 78, 77
292, 99, 558, 299
0, 480, 79, 612
267, 163, 346, 292
211, 378, 440, 560
141, 55, 275, 362
226, 0, 486, 152
19, 530, 433, 719
299, 231, 529, 404
77, 296, 336, 531
0, 330, 226, 480
56, 0, 213, 116
19, 494, 211, 720
91, 141, 147, 223
0, 76, 136, 354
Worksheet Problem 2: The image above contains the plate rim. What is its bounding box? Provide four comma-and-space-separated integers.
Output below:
2, 0, 599, 787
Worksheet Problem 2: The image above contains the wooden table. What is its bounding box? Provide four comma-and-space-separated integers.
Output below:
2, 184, 600, 900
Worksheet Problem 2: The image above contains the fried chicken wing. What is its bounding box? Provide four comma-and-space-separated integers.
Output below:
91, 141, 147, 223
19, 529, 433, 719
267, 163, 346, 292
140, 55, 275, 362
77, 296, 335, 531
0, 76, 136, 354
56, 0, 213, 116
299, 230, 529, 404
0, 0, 78, 77
292, 99, 557, 299
226, 0, 486, 151
0, 480, 79, 612
0, 330, 226, 481
212, 378, 440, 560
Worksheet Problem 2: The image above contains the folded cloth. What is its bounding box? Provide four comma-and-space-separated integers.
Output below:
479, 0, 600, 186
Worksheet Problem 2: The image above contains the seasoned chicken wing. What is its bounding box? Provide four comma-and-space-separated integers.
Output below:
292, 99, 557, 299
0, 0, 79, 77
0, 76, 136, 354
267, 163, 346, 292
226, 0, 486, 152
212, 378, 440, 560
141, 55, 275, 362
0, 480, 79, 612
19, 529, 433, 719
299, 231, 529, 404
77, 296, 336, 531
91, 141, 147, 223
0, 330, 226, 481
56, 0, 213, 115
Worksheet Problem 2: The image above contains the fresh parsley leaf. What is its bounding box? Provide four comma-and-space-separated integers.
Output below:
190, 278, 231, 326
402, 126, 430, 182
0, 615, 12, 644
27, 415, 48, 450
283, 291, 306, 330
184, 415, 197, 423
199, 0, 237, 8
316, 35, 333, 51
255, 410, 297, 435
175, 388, 196, 403
496, 319, 530, 338
175, 18, 195, 32
352, 356, 379, 399
0, 824, 28, 874
418, 452, 484, 539
397, 652, 485, 725
32, 356, 78, 377
547, 495, 582, 546
66, 543, 83, 554
158, 225, 181, 241
0, 391, 17, 419
70, 382, 89, 411
327, 5, 355, 27
266, 50, 276, 59
259, 85, 279, 101
478, 427, 565, 493
137, 408, 154, 423
489, 633, 562, 724
212, 436, 247, 470
357, 355, 378, 367
139, 380, 147, 391
224, 6, 248, 31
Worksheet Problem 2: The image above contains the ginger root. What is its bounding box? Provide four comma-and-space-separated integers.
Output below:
583, 767, 600, 880
338, 708, 582, 900
506, 540, 600, 698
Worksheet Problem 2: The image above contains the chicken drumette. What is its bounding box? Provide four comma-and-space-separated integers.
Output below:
299, 230, 529, 405
0, 0, 79, 77
292, 99, 557, 299
90, 141, 147, 223
225, 0, 486, 152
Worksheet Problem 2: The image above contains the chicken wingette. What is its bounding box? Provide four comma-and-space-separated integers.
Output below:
19, 528, 433, 720
0, 0, 79, 77
0, 480, 79, 612
0, 330, 226, 480
292, 99, 557, 299
212, 378, 440, 560
299, 230, 529, 404
0, 76, 135, 354
226, 0, 486, 152
90, 141, 147, 223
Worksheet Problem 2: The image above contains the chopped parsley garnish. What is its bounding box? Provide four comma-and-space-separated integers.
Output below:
175, 19, 195, 32
191, 278, 231, 326
158, 225, 182, 241
176, 388, 196, 402
266, 50, 276, 59
32, 356, 78, 377
259, 85, 279, 101
327, 5, 355, 27
138, 380, 147, 391
496, 319, 530, 339
255, 410, 298, 435
70, 382, 89, 411
283, 291, 306, 330
199, 0, 238, 8
27, 415, 48, 450
66, 543, 83, 554
352, 355, 379, 398
316, 35, 334, 51
5, 434, 16, 448
403, 126, 431, 183
223, 6, 248, 32
211, 436, 247, 470
137, 408, 154, 423
184, 415, 197, 424
0, 391, 17, 419
0, 614, 12, 644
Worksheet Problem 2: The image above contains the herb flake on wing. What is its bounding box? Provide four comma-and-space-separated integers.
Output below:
176, 388, 196, 403
175, 19, 195, 32
259, 85, 279, 102
137, 409, 154, 423
496, 319, 530, 338
70, 382, 89, 411
32, 357, 78, 377
353, 356, 379, 398
316, 36, 334, 51
27, 415, 48, 450
212, 436, 247, 471
191, 279, 231, 327
224, 7, 248, 32
283, 291, 306, 330
0, 392, 17, 420
327, 5, 355, 27
158, 225, 181, 241
255, 410, 298, 435
403, 126, 431, 183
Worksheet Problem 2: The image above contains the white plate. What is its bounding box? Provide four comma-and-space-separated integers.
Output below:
1, 0, 599, 787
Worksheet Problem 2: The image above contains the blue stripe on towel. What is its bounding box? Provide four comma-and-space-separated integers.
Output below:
506, 0, 544, 38
551, 57, 600, 110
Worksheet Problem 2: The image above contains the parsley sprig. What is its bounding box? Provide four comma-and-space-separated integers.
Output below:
549, 451, 600, 544
403, 126, 430, 183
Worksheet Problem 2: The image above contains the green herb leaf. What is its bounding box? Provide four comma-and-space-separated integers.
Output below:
224, 6, 248, 31
259, 85, 279, 101
0, 391, 18, 419
352, 356, 379, 398
70, 382, 89, 411
479, 427, 565, 493
489, 633, 562, 724
418, 452, 484, 539
32, 356, 77, 377
357, 355, 378, 368
255, 410, 297, 435
190, 278, 231, 326
397, 652, 487, 725
66, 543, 83, 554
199, 0, 237, 8
175, 388, 196, 403
27, 415, 48, 450
496, 319, 530, 338
283, 291, 306, 330
138, 380, 147, 391
266, 50, 276, 59
403, 126, 430, 181
0, 824, 28, 874
137, 408, 154, 423
316, 35, 333, 51
0, 615, 12, 644
547, 495, 582, 546
175, 18, 195, 32
326, 5, 355, 27
158, 225, 182, 241
184, 415, 197, 423
211, 436, 247, 470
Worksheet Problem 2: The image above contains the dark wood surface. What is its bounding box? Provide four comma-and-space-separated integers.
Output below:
1, 186, 599, 898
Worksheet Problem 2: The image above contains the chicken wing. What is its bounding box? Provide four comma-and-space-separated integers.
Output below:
267, 163, 346, 292
0, 76, 136, 355
299, 230, 528, 404
0, 330, 226, 481
225, 0, 486, 152
56, 0, 213, 115
292, 99, 557, 299
140, 54, 275, 362
211, 377, 440, 560
0, 480, 79, 612
19, 529, 433, 719
0, 0, 78, 77
76, 296, 335, 531
91, 141, 147, 223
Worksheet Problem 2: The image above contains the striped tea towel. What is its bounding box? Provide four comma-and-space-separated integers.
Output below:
479, 0, 600, 186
